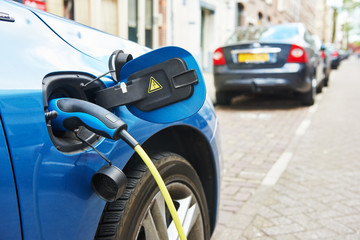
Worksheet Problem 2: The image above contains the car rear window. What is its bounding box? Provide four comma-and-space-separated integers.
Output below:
226, 25, 300, 44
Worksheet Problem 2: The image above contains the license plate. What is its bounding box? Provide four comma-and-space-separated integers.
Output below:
238, 53, 269, 63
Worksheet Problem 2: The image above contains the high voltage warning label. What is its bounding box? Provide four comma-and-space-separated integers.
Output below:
148, 76, 163, 93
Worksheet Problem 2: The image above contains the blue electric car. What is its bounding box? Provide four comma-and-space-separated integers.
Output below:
0, 1, 221, 239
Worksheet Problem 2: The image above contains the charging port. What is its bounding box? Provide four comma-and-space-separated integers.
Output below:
43, 72, 106, 153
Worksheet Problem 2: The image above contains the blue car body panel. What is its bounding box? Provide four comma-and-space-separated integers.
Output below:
0, 117, 22, 240
0, 1, 220, 239
32, 8, 150, 62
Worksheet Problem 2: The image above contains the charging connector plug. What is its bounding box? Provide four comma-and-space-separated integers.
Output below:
48, 98, 127, 140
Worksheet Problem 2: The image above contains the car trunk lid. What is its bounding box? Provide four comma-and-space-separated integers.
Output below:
222, 43, 292, 70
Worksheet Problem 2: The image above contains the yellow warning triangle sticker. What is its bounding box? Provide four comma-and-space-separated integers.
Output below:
148, 76, 163, 93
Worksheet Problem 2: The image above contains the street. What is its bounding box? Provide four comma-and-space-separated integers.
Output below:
211, 55, 360, 239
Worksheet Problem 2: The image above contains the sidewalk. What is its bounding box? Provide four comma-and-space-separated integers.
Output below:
212, 56, 360, 239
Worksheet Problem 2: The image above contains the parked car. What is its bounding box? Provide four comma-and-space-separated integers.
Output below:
339, 49, 350, 61
213, 23, 324, 106
313, 35, 331, 87
0, 1, 221, 239
325, 44, 342, 69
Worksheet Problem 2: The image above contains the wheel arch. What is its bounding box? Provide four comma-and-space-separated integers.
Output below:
124, 125, 218, 233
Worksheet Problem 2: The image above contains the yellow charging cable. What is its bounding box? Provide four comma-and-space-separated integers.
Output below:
118, 129, 186, 239
134, 144, 187, 240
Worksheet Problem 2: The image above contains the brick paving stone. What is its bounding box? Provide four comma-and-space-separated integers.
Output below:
217, 210, 235, 225
287, 214, 323, 230
300, 198, 327, 211
239, 171, 266, 180
262, 223, 305, 236
243, 225, 267, 239
329, 202, 357, 215
225, 214, 254, 230
252, 215, 274, 228
306, 210, 343, 220
318, 219, 354, 234
276, 196, 302, 207
258, 206, 281, 218
270, 217, 293, 226
234, 192, 252, 201
275, 206, 315, 216
212, 228, 245, 240
221, 205, 243, 213
274, 235, 300, 240
333, 215, 360, 225
294, 228, 336, 239
339, 234, 360, 240
221, 199, 245, 209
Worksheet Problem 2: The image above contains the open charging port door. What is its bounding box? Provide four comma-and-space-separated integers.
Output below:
96, 46, 206, 124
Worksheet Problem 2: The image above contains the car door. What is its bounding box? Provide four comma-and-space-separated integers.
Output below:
0, 117, 22, 239
304, 29, 322, 83
0, 2, 111, 239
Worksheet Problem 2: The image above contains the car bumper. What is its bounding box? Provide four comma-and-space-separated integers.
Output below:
331, 57, 340, 69
214, 63, 311, 94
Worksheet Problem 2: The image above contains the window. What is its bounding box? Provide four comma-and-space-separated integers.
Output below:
64, 0, 74, 20
145, 0, 153, 48
128, 0, 138, 42
237, 3, 244, 27
226, 24, 300, 44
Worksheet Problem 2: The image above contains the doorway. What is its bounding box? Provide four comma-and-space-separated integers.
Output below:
201, 7, 214, 72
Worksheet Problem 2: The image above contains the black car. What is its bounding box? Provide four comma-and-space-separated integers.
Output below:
325, 44, 341, 69
313, 35, 331, 87
213, 23, 324, 106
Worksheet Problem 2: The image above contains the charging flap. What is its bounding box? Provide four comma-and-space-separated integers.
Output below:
119, 46, 206, 124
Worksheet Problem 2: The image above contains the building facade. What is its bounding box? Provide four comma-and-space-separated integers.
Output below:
44, 0, 236, 72
40, 0, 333, 73
316, 0, 333, 43
46, 0, 163, 49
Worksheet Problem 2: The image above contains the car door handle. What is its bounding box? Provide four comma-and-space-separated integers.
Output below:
0, 12, 15, 22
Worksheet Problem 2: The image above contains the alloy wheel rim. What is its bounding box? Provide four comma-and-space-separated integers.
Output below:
135, 182, 204, 240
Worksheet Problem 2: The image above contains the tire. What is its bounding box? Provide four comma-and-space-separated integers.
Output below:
216, 91, 231, 105
95, 152, 210, 240
324, 73, 329, 87
316, 80, 323, 93
324, 77, 329, 87
300, 78, 316, 106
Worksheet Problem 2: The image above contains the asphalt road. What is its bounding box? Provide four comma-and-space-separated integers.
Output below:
210, 55, 360, 239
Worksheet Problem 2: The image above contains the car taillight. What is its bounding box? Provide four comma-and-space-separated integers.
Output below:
331, 50, 339, 57
213, 47, 226, 65
321, 50, 326, 60
287, 44, 308, 63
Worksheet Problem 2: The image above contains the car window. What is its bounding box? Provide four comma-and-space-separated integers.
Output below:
304, 30, 314, 46
312, 35, 322, 50
226, 24, 299, 44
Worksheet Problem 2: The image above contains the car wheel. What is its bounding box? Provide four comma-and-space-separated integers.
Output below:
300, 78, 316, 106
331, 63, 339, 70
316, 80, 324, 93
324, 74, 329, 87
216, 91, 231, 105
95, 152, 210, 240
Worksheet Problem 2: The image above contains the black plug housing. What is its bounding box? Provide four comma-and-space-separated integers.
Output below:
96, 58, 198, 111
